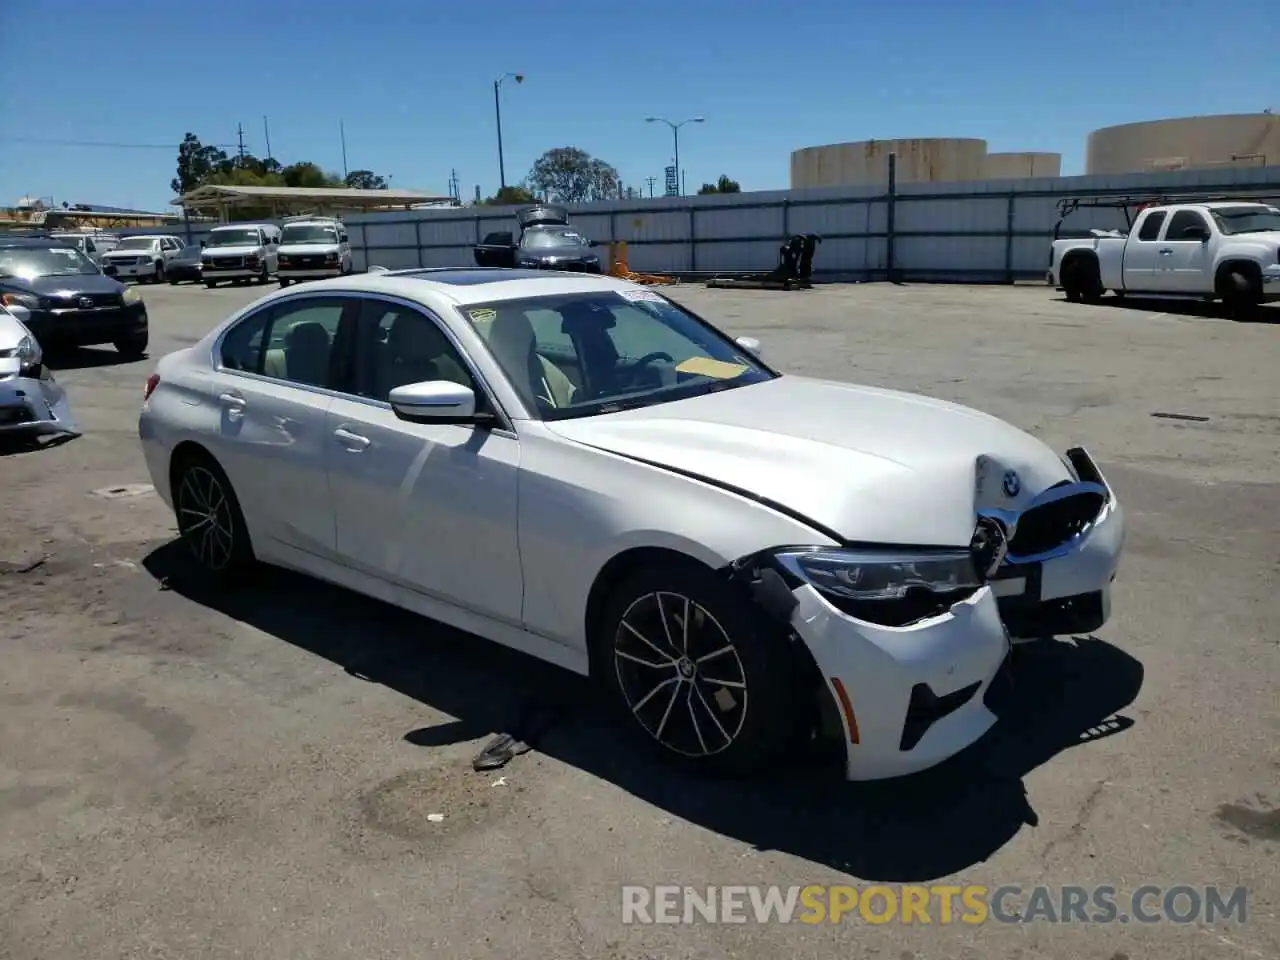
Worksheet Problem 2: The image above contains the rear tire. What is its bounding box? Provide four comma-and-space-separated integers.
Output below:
204, 279, 217, 289
278, 278, 290, 288
594, 559, 805, 778
171, 450, 255, 584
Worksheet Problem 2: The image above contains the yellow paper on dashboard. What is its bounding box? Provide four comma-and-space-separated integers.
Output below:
675, 357, 749, 379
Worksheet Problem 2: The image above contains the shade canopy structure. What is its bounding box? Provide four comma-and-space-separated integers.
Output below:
172, 185, 454, 220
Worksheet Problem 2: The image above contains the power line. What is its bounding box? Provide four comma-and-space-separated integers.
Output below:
0, 137, 237, 150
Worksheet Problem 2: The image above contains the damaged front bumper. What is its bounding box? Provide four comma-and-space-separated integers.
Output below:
0, 362, 82, 438
735, 446, 1124, 782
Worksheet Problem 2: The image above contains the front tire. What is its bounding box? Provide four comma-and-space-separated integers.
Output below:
595, 560, 805, 778
154, 262, 165, 283
204, 279, 217, 289
113, 330, 148, 358
172, 451, 255, 583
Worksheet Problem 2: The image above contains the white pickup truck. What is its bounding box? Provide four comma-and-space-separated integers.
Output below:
1049, 201, 1280, 317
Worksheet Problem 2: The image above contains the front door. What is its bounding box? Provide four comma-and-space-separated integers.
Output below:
209, 294, 358, 558
325, 296, 524, 626
1155, 209, 1212, 293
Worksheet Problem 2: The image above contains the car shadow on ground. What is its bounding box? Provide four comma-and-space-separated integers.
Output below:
142, 541, 1144, 882
44, 346, 141, 370
1059, 295, 1280, 324
0, 432, 79, 457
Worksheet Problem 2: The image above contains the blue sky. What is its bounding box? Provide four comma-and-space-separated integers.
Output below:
1, 0, 1275, 211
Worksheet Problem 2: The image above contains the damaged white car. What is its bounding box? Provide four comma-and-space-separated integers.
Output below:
138, 269, 1124, 781
0, 303, 80, 440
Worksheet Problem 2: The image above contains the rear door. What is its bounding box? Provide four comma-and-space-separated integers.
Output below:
1119, 210, 1167, 292
207, 293, 359, 558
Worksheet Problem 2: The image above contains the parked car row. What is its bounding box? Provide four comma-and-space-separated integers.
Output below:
200, 217, 353, 289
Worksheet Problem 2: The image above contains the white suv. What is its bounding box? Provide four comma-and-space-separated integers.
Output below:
276, 217, 351, 286
100, 235, 186, 283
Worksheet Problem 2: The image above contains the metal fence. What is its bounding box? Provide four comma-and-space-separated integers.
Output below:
120, 165, 1280, 282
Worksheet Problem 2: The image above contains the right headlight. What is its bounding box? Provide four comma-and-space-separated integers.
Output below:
2, 291, 41, 310
773, 547, 981, 626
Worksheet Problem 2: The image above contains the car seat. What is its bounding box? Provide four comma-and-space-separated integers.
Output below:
485, 311, 575, 409
282, 320, 332, 386
377, 315, 471, 399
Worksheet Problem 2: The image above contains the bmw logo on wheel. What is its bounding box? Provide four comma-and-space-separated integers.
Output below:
1002, 470, 1021, 498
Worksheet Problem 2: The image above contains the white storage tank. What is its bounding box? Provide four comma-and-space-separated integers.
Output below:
1086, 113, 1280, 175
982, 152, 1062, 179
790, 138, 988, 188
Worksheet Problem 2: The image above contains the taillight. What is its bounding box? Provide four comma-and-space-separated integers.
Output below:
143, 373, 160, 400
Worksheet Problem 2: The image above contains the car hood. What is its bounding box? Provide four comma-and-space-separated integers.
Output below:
13, 273, 123, 297
279, 243, 338, 255
545, 375, 1074, 546
203, 245, 263, 257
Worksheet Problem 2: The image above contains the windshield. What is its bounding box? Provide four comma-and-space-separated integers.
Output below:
0, 244, 99, 279
523, 228, 589, 249
459, 290, 775, 421
282, 225, 339, 244
116, 237, 157, 250
1211, 206, 1280, 235
207, 229, 262, 247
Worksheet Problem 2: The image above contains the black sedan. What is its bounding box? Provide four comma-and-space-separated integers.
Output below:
166, 243, 204, 285
0, 238, 149, 357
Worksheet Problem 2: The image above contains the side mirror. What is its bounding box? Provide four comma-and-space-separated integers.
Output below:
735, 336, 763, 357
389, 380, 484, 425
590, 240, 600, 248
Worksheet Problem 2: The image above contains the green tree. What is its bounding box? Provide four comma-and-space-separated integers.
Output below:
171, 133, 229, 196
485, 184, 538, 206
345, 169, 388, 190
281, 162, 342, 188
528, 147, 621, 203
698, 174, 741, 195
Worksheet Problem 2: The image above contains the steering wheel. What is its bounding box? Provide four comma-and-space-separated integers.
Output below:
623, 351, 674, 372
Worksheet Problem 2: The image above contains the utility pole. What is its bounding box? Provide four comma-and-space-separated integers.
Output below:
645, 176, 657, 198
236, 123, 246, 165
263, 116, 273, 160
339, 121, 349, 180
493, 72, 524, 190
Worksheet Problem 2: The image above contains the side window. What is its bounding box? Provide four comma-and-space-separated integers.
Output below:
357, 300, 476, 403
220, 298, 348, 388
85, 239, 96, 254
1137, 211, 1166, 241
1165, 210, 1209, 240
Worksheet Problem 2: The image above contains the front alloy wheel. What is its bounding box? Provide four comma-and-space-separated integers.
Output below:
599, 562, 804, 777
614, 591, 749, 758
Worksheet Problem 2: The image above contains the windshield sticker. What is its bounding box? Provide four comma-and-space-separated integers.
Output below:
675, 357, 749, 380
617, 288, 664, 303
468, 308, 497, 324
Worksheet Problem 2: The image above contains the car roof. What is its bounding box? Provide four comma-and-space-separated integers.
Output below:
297, 268, 650, 306
0, 236, 77, 248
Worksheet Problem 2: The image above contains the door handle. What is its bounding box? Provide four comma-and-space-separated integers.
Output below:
219, 392, 246, 420
1158, 248, 1173, 255
333, 427, 370, 451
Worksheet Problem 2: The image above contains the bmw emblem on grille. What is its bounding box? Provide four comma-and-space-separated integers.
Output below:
1002, 470, 1021, 498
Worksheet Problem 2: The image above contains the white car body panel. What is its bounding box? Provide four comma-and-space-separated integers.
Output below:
0, 304, 80, 436
138, 269, 1126, 781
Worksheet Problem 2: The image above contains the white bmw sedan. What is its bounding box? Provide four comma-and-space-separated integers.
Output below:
138, 268, 1125, 781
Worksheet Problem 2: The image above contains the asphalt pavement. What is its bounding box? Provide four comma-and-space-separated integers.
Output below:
1, 279, 1276, 960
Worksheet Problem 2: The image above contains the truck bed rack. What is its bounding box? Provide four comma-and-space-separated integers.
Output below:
1055, 190, 1280, 236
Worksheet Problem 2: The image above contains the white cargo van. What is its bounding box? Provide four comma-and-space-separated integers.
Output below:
200, 222, 282, 287
276, 216, 352, 286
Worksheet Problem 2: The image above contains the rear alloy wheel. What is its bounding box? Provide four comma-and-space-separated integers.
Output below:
173, 454, 254, 581
599, 562, 803, 777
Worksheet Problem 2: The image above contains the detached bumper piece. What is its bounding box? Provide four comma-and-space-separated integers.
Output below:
899, 680, 983, 751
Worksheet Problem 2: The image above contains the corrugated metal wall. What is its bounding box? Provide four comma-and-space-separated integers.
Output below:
117, 166, 1280, 282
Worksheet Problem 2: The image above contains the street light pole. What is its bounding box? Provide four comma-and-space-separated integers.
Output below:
645, 116, 704, 196
494, 72, 525, 191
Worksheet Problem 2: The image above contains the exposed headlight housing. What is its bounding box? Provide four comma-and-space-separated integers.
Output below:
16, 333, 42, 373
122, 286, 142, 305
773, 546, 982, 627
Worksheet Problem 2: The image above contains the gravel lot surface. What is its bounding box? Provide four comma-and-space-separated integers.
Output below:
2, 280, 1276, 960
